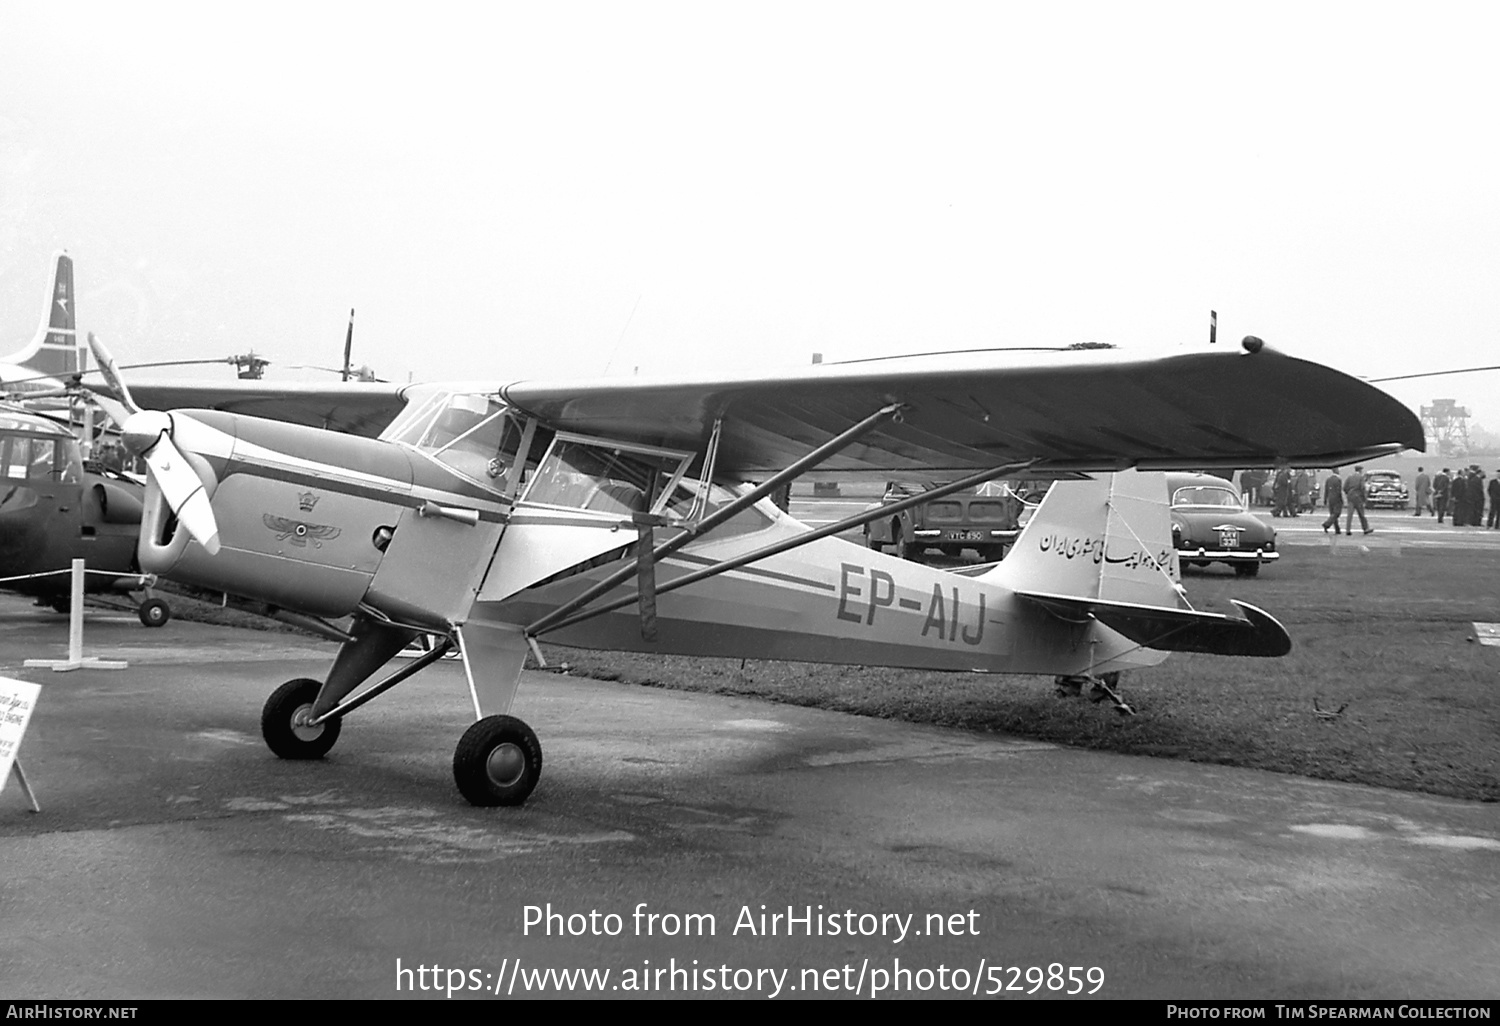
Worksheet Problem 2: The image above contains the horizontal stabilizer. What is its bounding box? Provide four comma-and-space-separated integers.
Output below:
1016, 592, 1292, 657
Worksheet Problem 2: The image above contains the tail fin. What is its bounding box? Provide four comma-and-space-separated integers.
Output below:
987, 470, 1290, 657
987, 469, 1182, 606
1, 252, 84, 381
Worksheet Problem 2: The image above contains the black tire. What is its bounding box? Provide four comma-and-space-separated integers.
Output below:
1234, 562, 1261, 578
50, 596, 70, 614
138, 598, 170, 628
453, 715, 543, 807
865, 532, 883, 551
262, 678, 341, 759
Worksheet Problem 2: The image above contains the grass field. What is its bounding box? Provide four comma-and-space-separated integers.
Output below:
538, 545, 1500, 802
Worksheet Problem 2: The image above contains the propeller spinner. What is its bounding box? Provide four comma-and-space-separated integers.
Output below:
87, 333, 222, 556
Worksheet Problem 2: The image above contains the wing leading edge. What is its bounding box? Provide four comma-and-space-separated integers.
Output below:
501, 344, 1424, 475
87, 379, 409, 438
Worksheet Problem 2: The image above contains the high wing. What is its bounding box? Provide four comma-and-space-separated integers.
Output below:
93, 340, 1422, 471
87, 379, 409, 438
501, 343, 1423, 474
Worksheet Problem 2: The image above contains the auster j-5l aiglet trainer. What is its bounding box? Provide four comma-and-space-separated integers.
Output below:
85, 333, 1423, 806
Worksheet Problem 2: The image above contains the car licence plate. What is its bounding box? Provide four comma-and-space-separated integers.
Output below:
943, 530, 985, 542
1218, 529, 1241, 548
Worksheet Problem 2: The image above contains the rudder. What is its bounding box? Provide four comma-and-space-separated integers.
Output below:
986, 470, 1183, 608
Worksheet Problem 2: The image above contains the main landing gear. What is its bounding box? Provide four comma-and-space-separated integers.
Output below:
1053, 671, 1135, 716
262, 678, 342, 759
453, 716, 543, 806
255, 623, 545, 808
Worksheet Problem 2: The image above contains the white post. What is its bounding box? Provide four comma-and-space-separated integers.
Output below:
67, 558, 84, 664
23, 559, 128, 671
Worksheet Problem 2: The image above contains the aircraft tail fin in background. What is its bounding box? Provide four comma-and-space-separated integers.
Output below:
987, 470, 1291, 656
1, 252, 84, 382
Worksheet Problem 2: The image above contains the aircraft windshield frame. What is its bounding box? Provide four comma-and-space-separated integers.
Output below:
382, 391, 523, 492
520, 431, 694, 517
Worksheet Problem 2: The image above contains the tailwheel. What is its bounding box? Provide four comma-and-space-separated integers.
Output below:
1087, 672, 1134, 716
453, 715, 542, 807
262, 678, 342, 759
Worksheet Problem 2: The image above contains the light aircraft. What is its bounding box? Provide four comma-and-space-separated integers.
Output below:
85, 333, 1423, 806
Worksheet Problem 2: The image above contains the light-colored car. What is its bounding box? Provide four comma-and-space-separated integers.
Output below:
1168, 472, 1278, 577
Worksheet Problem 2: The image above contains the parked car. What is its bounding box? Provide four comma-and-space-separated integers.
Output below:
1168, 472, 1278, 577
863, 480, 1025, 562
1363, 470, 1409, 509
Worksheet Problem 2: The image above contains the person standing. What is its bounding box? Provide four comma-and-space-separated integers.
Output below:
1471, 467, 1488, 528
1344, 465, 1372, 535
1452, 468, 1470, 526
1272, 463, 1294, 518
1490, 472, 1500, 529
1434, 468, 1451, 523
1413, 467, 1431, 516
1321, 468, 1344, 534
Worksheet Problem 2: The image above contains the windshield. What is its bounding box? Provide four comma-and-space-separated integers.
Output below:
381, 391, 525, 490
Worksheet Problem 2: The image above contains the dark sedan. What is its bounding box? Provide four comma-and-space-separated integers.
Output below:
1168, 473, 1278, 577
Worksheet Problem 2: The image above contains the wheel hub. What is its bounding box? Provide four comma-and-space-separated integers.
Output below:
290, 704, 324, 742
486, 743, 526, 787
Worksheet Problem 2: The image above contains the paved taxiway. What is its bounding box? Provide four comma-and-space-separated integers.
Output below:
1, 596, 1497, 999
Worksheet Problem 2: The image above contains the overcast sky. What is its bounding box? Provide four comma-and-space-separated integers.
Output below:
2, 2, 1497, 435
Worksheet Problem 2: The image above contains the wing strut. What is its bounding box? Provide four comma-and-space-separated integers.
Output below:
532, 458, 1037, 638
524, 402, 904, 638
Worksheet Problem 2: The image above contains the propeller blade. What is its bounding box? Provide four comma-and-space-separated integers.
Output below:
144, 443, 221, 555
90, 393, 131, 428
122, 410, 221, 555
86, 333, 140, 415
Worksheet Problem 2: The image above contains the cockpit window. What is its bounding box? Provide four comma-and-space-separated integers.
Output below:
1, 434, 78, 483
521, 433, 693, 515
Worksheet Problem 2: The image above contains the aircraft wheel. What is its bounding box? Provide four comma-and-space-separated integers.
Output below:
1234, 563, 1261, 578
262, 678, 341, 759
453, 715, 542, 807
138, 598, 171, 628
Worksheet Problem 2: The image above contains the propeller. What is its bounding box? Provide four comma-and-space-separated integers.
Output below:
87, 333, 221, 556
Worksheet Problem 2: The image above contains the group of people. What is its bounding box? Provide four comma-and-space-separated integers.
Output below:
1414, 466, 1500, 527
1319, 465, 1376, 536
1242, 467, 1319, 517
